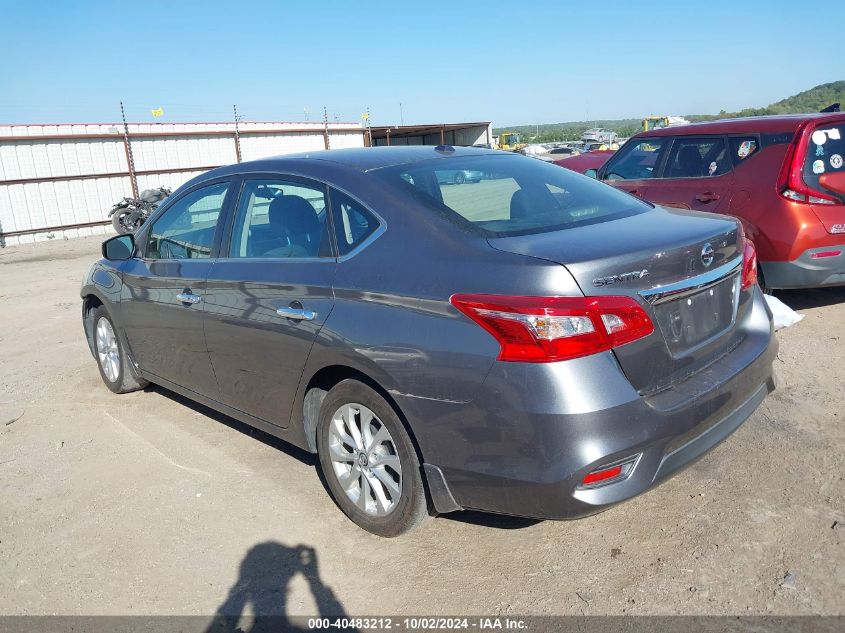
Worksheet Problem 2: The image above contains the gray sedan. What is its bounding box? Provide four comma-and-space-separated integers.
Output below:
82, 146, 777, 536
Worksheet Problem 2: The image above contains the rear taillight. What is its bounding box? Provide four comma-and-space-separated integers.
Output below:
777, 124, 839, 205
450, 294, 653, 363
741, 239, 758, 290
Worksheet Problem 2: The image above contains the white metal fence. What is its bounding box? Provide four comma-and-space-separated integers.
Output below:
0, 121, 364, 246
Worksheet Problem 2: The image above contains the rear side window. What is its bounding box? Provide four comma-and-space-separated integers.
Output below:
729, 136, 759, 163
603, 139, 666, 180
146, 182, 228, 259
331, 189, 379, 255
228, 179, 330, 259
665, 138, 730, 178
378, 154, 649, 237
805, 124, 845, 191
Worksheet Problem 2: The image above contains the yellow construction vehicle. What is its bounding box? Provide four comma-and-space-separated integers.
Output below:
497, 132, 527, 152
642, 115, 691, 131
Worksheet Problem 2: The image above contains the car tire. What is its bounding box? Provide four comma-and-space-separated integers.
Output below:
454, 171, 465, 184
317, 379, 429, 537
92, 306, 148, 394
757, 264, 772, 295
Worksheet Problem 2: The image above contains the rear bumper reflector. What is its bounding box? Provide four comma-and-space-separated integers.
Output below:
579, 454, 641, 489
810, 250, 842, 259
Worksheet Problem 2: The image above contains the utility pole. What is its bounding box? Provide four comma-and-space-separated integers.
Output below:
399, 102, 404, 126
233, 105, 242, 163
323, 106, 330, 150
120, 101, 138, 198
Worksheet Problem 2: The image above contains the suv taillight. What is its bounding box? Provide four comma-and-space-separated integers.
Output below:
450, 294, 653, 363
778, 124, 838, 205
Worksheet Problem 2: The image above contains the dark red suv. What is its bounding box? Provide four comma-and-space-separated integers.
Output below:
595, 114, 845, 290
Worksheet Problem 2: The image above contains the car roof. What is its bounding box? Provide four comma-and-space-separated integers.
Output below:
637, 112, 845, 138
221, 145, 501, 175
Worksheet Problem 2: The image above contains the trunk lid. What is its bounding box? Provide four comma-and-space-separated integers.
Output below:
488, 207, 745, 394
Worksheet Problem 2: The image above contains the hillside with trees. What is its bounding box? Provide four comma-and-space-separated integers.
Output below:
497, 81, 845, 143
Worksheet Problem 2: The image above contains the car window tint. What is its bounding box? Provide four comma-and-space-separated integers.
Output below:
805, 124, 845, 195
603, 139, 665, 180
665, 138, 730, 178
146, 182, 228, 259
229, 180, 329, 259
383, 154, 648, 237
331, 189, 379, 255
729, 136, 760, 163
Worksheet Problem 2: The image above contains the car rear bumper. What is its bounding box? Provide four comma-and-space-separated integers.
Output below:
403, 287, 777, 520
762, 244, 845, 289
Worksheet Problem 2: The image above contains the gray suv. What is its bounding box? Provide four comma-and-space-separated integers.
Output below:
82, 146, 777, 536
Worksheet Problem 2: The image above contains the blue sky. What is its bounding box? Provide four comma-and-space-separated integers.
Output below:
1, 0, 843, 127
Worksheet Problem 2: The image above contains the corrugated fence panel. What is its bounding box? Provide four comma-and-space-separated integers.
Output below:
0, 121, 364, 246
240, 132, 327, 162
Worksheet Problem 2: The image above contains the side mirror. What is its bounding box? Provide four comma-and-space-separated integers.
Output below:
102, 234, 135, 261
584, 168, 598, 179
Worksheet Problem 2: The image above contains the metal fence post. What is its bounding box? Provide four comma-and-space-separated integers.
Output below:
120, 101, 139, 198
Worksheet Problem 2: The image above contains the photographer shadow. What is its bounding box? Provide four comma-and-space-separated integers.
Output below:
205, 542, 357, 633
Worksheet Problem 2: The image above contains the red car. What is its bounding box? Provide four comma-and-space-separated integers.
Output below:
594, 114, 845, 291
554, 150, 615, 174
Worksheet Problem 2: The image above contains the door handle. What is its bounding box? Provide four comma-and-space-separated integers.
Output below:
276, 306, 316, 321
176, 292, 202, 305
695, 192, 720, 203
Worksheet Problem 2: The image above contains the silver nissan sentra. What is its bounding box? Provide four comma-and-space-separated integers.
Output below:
81, 146, 777, 536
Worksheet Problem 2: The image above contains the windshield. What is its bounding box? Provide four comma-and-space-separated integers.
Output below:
377, 154, 650, 237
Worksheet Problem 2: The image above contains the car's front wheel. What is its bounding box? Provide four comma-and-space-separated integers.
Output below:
317, 379, 428, 537
92, 306, 148, 394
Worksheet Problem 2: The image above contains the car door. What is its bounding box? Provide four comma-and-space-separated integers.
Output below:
203, 176, 336, 426
120, 179, 233, 396
599, 136, 669, 200
644, 136, 735, 212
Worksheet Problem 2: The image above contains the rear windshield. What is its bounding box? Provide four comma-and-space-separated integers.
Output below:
806, 123, 845, 195
376, 154, 649, 237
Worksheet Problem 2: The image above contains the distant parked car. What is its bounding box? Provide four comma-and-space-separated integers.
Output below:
82, 146, 776, 536
548, 146, 581, 156
554, 150, 615, 174
582, 127, 618, 144
596, 113, 845, 291
436, 169, 484, 184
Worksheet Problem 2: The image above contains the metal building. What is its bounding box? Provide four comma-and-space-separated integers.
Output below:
0, 121, 364, 246
369, 122, 492, 148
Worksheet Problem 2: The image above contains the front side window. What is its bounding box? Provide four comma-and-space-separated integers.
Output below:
379, 154, 649, 237
229, 179, 330, 258
602, 138, 666, 180
146, 182, 228, 259
331, 189, 379, 256
665, 137, 730, 178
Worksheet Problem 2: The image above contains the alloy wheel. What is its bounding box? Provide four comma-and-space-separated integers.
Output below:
96, 317, 120, 383
328, 403, 403, 517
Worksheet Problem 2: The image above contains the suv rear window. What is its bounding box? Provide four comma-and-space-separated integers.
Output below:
806, 124, 845, 194
377, 154, 649, 237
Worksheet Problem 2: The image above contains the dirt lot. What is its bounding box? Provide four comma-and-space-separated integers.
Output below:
1, 235, 843, 618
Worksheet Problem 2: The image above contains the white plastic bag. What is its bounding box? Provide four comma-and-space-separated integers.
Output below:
764, 294, 805, 330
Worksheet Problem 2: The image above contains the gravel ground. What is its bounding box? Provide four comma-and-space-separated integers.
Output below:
0, 235, 843, 618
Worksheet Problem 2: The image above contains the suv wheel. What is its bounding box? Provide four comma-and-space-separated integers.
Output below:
317, 379, 429, 537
